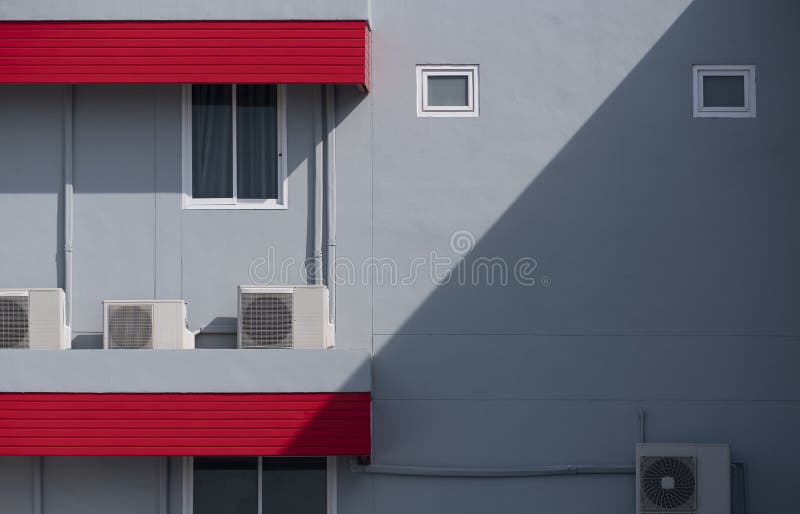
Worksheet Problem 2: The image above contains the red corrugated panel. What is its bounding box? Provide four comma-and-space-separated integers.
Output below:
0, 393, 371, 456
0, 21, 370, 87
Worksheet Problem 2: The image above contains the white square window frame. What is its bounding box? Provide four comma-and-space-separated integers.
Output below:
181, 84, 288, 210
416, 65, 479, 118
182, 456, 337, 514
692, 65, 756, 118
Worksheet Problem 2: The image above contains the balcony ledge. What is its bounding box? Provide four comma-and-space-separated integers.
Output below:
0, 348, 370, 393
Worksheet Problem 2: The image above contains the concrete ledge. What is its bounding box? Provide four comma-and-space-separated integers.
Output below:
0, 349, 370, 393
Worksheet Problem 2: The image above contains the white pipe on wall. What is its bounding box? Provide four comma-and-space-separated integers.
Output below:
325, 85, 337, 325
350, 461, 635, 478
63, 85, 74, 329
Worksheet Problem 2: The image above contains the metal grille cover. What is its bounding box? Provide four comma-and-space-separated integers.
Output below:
239, 292, 293, 348
0, 296, 29, 348
108, 304, 153, 349
640, 456, 696, 512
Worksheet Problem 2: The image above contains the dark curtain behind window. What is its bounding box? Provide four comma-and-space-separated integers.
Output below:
237, 84, 279, 199
192, 84, 233, 198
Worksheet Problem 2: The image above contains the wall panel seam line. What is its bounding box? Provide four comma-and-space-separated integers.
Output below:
370, 397, 800, 403
371, 332, 800, 338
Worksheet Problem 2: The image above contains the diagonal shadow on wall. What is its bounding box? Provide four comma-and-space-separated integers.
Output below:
333, 1, 800, 514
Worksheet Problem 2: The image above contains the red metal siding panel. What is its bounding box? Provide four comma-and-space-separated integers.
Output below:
0, 393, 371, 456
0, 21, 370, 86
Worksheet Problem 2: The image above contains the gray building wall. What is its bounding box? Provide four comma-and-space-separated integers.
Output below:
362, 1, 800, 513
0, 0, 798, 513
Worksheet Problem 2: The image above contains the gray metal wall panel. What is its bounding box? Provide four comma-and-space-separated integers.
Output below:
373, 334, 800, 401
72, 85, 157, 332
372, 475, 632, 514
43, 457, 160, 514
154, 86, 183, 301
330, 85, 373, 350
0, 457, 35, 514
0, 86, 63, 289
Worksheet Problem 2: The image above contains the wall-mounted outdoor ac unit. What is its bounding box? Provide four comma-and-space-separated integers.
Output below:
238, 285, 333, 349
0, 289, 70, 349
636, 443, 730, 514
103, 300, 194, 350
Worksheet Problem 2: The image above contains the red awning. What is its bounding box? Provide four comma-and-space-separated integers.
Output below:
0, 21, 370, 88
0, 392, 370, 456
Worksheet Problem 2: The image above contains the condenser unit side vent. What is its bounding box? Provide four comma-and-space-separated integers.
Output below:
0, 292, 29, 349
0, 289, 69, 350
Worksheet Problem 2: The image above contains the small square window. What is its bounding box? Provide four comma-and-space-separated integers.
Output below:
416, 65, 479, 117
693, 65, 756, 118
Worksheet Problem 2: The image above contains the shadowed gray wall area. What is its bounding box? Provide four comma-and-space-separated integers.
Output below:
0, 0, 798, 513
361, 0, 800, 513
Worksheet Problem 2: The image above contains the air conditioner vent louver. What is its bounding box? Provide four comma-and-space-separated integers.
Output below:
107, 304, 153, 349
0, 296, 29, 348
239, 292, 294, 348
640, 456, 696, 512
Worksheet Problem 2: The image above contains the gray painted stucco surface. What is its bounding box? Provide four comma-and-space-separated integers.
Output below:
0, 0, 368, 20
0, 0, 798, 513
0, 349, 370, 392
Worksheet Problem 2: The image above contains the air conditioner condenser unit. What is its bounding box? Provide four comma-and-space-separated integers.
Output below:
103, 300, 194, 349
0, 288, 70, 349
636, 443, 730, 514
238, 285, 333, 349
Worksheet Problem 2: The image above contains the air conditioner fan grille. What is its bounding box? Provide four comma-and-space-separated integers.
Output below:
640, 456, 696, 512
0, 296, 29, 349
240, 292, 293, 348
108, 304, 153, 349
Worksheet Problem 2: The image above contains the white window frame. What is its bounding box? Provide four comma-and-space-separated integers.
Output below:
692, 65, 756, 118
416, 65, 479, 117
182, 456, 336, 514
182, 84, 288, 209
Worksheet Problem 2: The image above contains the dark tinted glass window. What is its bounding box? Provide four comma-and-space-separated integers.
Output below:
703, 75, 745, 107
194, 457, 258, 514
262, 458, 327, 514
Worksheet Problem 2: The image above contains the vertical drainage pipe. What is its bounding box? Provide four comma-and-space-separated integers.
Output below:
63, 86, 74, 331
313, 85, 324, 285
325, 85, 337, 325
